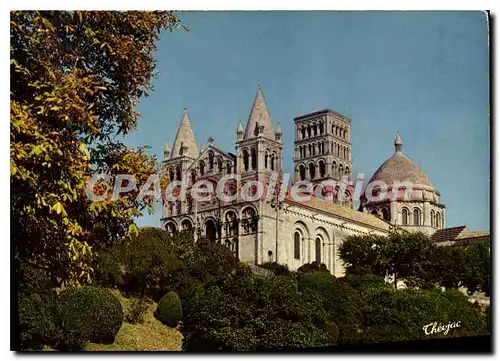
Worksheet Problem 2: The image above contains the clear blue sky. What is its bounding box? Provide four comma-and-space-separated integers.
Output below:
124, 11, 490, 231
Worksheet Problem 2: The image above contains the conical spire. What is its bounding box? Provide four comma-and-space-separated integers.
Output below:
171, 109, 199, 158
243, 86, 274, 140
394, 132, 403, 153
164, 142, 171, 158
237, 120, 244, 133
276, 122, 282, 134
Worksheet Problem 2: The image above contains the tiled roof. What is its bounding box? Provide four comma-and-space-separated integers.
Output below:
456, 230, 490, 240
431, 226, 466, 243
285, 193, 393, 232
369, 152, 434, 188
368, 134, 434, 189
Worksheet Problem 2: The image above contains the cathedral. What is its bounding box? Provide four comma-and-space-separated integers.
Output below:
161, 86, 488, 276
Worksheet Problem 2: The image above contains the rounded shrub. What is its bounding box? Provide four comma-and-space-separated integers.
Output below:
155, 291, 182, 327
59, 286, 123, 347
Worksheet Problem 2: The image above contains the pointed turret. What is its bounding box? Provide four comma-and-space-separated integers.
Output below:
394, 132, 403, 154
275, 122, 282, 142
164, 142, 171, 159
243, 86, 274, 140
237, 120, 244, 141
171, 109, 199, 158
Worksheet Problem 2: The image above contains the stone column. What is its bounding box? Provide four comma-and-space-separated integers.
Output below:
390, 200, 398, 224
423, 201, 430, 227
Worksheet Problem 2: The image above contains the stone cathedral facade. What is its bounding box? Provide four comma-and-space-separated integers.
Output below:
161, 86, 452, 276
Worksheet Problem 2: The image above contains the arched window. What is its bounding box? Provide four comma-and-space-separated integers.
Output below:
309, 163, 316, 180
271, 154, 276, 171
312, 144, 316, 156
165, 222, 177, 234
371, 209, 378, 216
168, 168, 174, 181
344, 147, 347, 159
436, 212, 441, 229
319, 122, 324, 135
242, 207, 258, 234
332, 162, 337, 179
251, 148, 257, 170
217, 158, 223, 173
319, 160, 326, 178
243, 149, 249, 171
191, 170, 197, 183
307, 126, 311, 138
431, 210, 435, 227
205, 219, 217, 242
337, 144, 341, 156
343, 190, 351, 206
382, 208, 390, 221
294, 231, 301, 260
339, 164, 344, 177
208, 151, 214, 170
315, 237, 321, 265
413, 209, 420, 226
181, 219, 193, 231
345, 166, 350, 176
301, 127, 306, 139
199, 161, 205, 176
299, 165, 306, 181
224, 211, 239, 237
265, 151, 269, 168
175, 166, 181, 181
402, 208, 409, 225
226, 162, 232, 174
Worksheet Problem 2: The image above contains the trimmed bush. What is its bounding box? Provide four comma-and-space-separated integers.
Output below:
155, 291, 182, 327
59, 286, 123, 348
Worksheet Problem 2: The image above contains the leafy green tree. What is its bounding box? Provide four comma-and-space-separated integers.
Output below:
338, 235, 386, 276
340, 232, 438, 288
11, 11, 182, 286
432, 244, 467, 289
462, 239, 490, 296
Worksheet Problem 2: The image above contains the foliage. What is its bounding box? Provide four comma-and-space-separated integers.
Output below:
125, 297, 152, 325
296, 261, 329, 276
462, 239, 490, 296
11, 10, 182, 287
181, 274, 334, 351
155, 291, 182, 328
59, 286, 123, 348
338, 234, 386, 275
360, 287, 488, 343
95, 227, 184, 300
85, 289, 183, 351
18, 291, 63, 350
258, 262, 293, 277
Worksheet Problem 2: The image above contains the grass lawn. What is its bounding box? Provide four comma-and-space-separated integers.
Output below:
85, 289, 183, 351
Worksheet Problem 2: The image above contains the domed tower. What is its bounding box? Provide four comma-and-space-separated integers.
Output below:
360, 134, 446, 235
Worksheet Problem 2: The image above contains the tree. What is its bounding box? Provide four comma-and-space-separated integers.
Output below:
338, 234, 387, 277
11, 11, 182, 286
462, 239, 490, 296
340, 232, 439, 288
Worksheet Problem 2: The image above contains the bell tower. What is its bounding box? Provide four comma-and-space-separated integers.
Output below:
293, 109, 353, 207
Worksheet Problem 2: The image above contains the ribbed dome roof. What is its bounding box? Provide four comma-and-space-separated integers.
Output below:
369, 134, 434, 189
